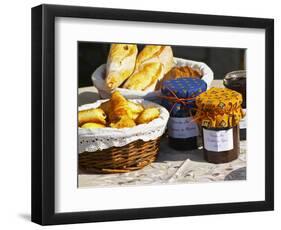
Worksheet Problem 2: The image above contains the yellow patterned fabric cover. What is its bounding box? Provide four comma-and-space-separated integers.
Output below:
194, 87, 244, 128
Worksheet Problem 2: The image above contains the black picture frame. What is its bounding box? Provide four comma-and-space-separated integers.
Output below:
31, 4, 274, 225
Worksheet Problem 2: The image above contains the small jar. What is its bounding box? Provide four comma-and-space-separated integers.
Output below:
161, 78, 207, 150
224, 70, 246, 140
194, 88, 244, 164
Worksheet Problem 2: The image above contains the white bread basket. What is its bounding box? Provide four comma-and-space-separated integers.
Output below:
92, 57, 214, 100
78, 99, 169, 153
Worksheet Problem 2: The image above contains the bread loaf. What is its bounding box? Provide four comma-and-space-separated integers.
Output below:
135, 45, 174, 74
106, 44, 138, 89
156, 66, 202, 89
123, 62, 164, 91
164, 66, 202, 80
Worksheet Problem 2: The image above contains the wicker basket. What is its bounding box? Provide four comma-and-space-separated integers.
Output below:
79, 138, 161, 174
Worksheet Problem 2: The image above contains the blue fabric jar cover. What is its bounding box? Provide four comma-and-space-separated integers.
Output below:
161, 78, 207, 117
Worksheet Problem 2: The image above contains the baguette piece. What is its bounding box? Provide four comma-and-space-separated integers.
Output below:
135, 45, 174, 74
106, 44, 138, 89
123, 62, 164, 91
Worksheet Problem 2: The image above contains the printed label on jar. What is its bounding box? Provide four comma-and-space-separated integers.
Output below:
240, 108, 247, 129
203, 128, 233, 152
168, 117, 199, 139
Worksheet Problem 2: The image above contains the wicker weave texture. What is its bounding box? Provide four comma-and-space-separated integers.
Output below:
79, 138, 160, 173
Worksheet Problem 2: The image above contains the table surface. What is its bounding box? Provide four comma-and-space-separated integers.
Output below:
78, 80, 246, 188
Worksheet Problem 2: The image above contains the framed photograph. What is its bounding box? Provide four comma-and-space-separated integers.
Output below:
31, 4, 274, 225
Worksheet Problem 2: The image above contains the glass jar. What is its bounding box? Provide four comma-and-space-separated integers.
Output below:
202, 125, 240, 164
167, 106, 198, 150
224, 70, 246, 140
161, 78, 207, 151
194, 87, 244, 163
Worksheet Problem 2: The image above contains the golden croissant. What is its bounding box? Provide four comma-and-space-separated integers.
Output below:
127, 101, 144, 120
78, 90, 160, 129
127, 101, 144, 114
108, 91, 133, 122
106, 44, 138, 89
136, 107, 160, 124
81, 122, 106, 129
99, 100, 111, 116
100, 97, 144, 121
110, 116, 136, 128
78, 108, 106, 126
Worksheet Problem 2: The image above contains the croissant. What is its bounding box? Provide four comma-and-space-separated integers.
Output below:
110, 116, 136, 128
128, 101, 144, 119
99, 97, 144, 121
127, 101, 144, 114
99, 100, 111, 116
108, 91, 133, 122
123, 62, 164, 91
106, 44, 138, 89
136, 107, 160, 124
135, 45, 174, 74
78, 108, 106, 126
81, 123, 106, 129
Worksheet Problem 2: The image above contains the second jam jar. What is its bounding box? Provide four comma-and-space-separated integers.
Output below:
161, 78, 207, 150
223, 70, 246, 140
194, 87, 244, 163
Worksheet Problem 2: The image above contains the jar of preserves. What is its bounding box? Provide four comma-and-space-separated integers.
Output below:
161, 78, 207, 150
194, 88, 244, 163
224, 70, 246, 140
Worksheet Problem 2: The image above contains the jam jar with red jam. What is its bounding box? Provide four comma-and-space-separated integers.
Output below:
224, 70, 246, 140
161, 78, 207, 151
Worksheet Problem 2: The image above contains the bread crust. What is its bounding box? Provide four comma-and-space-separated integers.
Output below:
106, 44, 138, 89
123, 62, 164, 90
